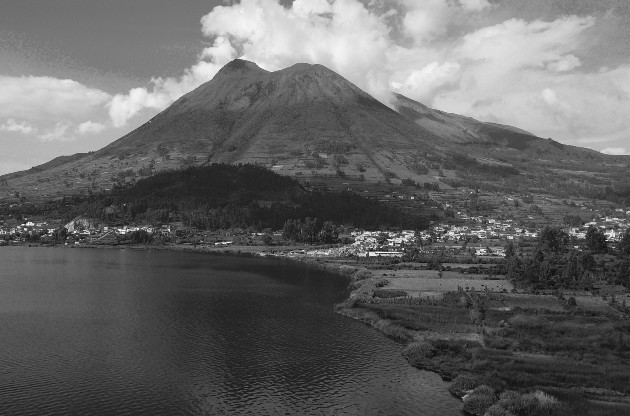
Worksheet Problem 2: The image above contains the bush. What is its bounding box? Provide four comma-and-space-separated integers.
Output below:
352, 269, 373, 281
531, 390, 559, 411
463, 385, 497, 416
449, 374, 481, 397
402, 341, 437, 363
333, 154, 348, 165
484, 404, 515, 416
497, 390, 538, 415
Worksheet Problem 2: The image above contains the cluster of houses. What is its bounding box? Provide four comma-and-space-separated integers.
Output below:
0, 217, 176, 244
568, 216, 629, 242
0, 221, 57, 241
2, 206, 627, 254
292, 230, 416, 258
417, 219, 540, 244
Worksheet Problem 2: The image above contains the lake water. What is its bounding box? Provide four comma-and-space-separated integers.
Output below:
0, 247, 460, 415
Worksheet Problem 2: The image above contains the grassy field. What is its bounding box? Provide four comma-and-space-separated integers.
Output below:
334, 262, 630, 416
385, 276, 513, 296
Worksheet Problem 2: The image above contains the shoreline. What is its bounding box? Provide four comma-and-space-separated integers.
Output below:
9, 242, 630, 414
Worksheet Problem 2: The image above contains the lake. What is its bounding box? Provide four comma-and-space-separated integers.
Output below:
0, 247, 460, 415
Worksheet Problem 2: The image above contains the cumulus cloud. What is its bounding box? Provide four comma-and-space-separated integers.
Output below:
426, 15, 630, 146
0, 76, 110, 120
39, 122, 73, 142
95, 0, 630, 152
76, 121, 106, 135
0, 119, 37, 135
108, 36, 236, 127
395, 61, 462, 103
201, 0, 395, 104
458, 0, 492, 13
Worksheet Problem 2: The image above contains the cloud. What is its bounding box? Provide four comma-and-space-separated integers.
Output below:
108, 36, 236, 127
458, 0, 492, 13
201, 0, 395, 105
601, 147, 629, 155
76, 121, 106, 135
0, 76, 110, 121
96, 0, 630, 152
398, 0, 493, 44
425, 15, 630, 146
395, 61, 462, 103
0, 119, 37, 135
38, 122, 73, 142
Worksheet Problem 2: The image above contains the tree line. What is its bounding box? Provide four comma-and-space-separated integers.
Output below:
505, 226, 630, 289
56, 163, 429, 233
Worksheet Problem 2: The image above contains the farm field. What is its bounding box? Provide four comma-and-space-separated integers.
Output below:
385, 276, 513, 297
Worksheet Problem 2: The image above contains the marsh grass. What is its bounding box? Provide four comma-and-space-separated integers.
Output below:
462, 385, 496, 415
340, 282, 630, 415
358, 303, 475, 331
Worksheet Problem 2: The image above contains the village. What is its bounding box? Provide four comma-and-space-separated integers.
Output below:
2, 205, 628, 258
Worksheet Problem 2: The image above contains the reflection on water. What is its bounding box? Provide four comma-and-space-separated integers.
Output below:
0, 247, 460, 415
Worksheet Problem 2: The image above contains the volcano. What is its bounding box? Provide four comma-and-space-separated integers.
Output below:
1, 59, 628, 201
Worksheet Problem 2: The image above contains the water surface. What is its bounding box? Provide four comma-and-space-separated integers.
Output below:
0, 247, 460, 415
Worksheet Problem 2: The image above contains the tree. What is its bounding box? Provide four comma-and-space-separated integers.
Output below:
620, 229, 630, 256
156, 144, 170, 160
585, 227, 607, 253
282, 219, 298, 241
616, 258, 630, 287
563, 214, 583, 227
319, 221, 339, 244
52, 227, 68, 243
505, 241, 515, 258
536, 227, 568, 254
262, 233, 273, 246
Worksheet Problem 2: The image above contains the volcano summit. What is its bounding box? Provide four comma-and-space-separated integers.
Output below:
1, 59, 628, 201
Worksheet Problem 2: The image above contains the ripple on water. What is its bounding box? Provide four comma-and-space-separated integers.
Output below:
0, 248, 461, 415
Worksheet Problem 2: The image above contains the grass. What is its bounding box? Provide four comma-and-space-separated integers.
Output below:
332, 257, 630, 415
340, 276, 630, 415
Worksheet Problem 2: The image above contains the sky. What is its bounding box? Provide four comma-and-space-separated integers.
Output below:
1, 0, 630, 175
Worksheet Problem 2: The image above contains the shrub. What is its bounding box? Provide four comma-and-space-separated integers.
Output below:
384, 170, 398, 179
497, 390, 538, 414
353, 269, 373, 281
449, 374, 481, 397
531, 390, 559, 411
463, 385, 497, 416
333, 154, 348, 165
402, 341, 436, 363
484, 404, 515, 416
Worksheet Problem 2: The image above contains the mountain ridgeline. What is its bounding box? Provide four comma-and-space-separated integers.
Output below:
60, 164, 429, 231
1, 58, 628, 204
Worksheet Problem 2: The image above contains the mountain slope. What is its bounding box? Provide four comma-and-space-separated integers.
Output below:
102, 59, 444, 170
1, 59, 628, 203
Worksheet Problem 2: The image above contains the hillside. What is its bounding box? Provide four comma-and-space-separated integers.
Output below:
0, 59, 628, 205
51, 164, 429, 231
